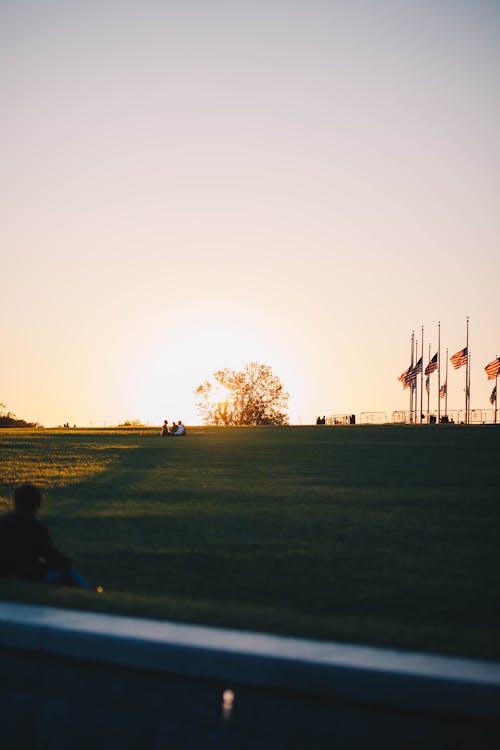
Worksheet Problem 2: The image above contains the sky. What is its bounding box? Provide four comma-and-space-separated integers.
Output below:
1, 0, 499, 427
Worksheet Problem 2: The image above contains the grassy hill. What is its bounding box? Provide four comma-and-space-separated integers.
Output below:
0, 425, 499, 660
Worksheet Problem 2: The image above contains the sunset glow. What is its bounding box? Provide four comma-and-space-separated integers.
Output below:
1, 2, 499, 426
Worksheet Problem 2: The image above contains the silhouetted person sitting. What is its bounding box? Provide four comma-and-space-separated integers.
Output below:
170, 420, 178, 434
0, 483, 98, 590
172, 420, 186, 435
161, 419, 170, 436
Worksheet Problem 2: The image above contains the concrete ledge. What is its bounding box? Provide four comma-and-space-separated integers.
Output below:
1, 600, 499, 720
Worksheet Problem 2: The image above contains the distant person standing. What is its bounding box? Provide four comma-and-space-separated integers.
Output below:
0, 483, 100, 591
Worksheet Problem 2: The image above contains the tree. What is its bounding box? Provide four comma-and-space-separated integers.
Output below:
0, 403, 39, 428
195, 362, 289, 426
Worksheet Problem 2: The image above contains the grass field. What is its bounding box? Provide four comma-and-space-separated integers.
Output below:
0, 425, 499, 660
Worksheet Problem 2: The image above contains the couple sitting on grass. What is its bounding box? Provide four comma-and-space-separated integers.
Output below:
161, 419, 186, 436
0, 483, 103, 592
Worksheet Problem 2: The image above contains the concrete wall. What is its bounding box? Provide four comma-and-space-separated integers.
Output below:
0, 601, 499, 749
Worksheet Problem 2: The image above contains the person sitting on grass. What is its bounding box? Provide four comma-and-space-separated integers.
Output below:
172, 420, 186, 435
161, 419, 170, 436
0, 483, 102, 592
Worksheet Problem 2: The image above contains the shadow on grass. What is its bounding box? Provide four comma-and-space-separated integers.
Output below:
1, 427, 500, 659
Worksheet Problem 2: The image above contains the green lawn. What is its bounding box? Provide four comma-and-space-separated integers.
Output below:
0, 425, 499, 660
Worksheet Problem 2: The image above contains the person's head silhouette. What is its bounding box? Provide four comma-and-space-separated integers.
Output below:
14, 483, 42, 515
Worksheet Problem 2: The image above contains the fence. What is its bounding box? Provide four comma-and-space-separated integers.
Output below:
324, 410, 498, 426
359, 412, 387, 425
326, 414, 355, 425
391, 410, 497, 425
392, 411, 460, 425
467, 409, 496, 423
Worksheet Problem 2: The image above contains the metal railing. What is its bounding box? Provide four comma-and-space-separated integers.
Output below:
326, 414, 355, 425
322, 411, 498, 426
359, 412, 387, 425
392, 411, 460, 424
461, 409, 495, 424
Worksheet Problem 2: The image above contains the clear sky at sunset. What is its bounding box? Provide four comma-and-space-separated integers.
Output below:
2, 1, 499, 426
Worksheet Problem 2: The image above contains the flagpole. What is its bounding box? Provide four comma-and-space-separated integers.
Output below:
445, 347, 448, 419
414, 336, 418, 424
466, 316, 470, 424
469, 346, 472, 425
409, 331, 414, 424
469, 352, 472, 424
420, 326, 424, 424
437, 321, 441, 423
427, 342, 431, 420
496, 370, 498, 424
411, 332, 416, 424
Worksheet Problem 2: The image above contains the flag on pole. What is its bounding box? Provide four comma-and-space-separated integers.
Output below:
490, 385, 497, 405
425, 352, 438, 375
425, 376, 429, 395
485, 357, 500, 380
450, 347, 468, 369
405, 356, 422, 385
439, 384, 447, 399
398, 366, 411, 389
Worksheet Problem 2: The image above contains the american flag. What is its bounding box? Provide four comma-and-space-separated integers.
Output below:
484, 357, 500, 381
490, 385, 497, 405
405, 356, 423, 385
425, 376, 429, 395
425, 352, 438, 375
450, 347, 468, 369
439, 383, 447, 399
398, 366, 411, 389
